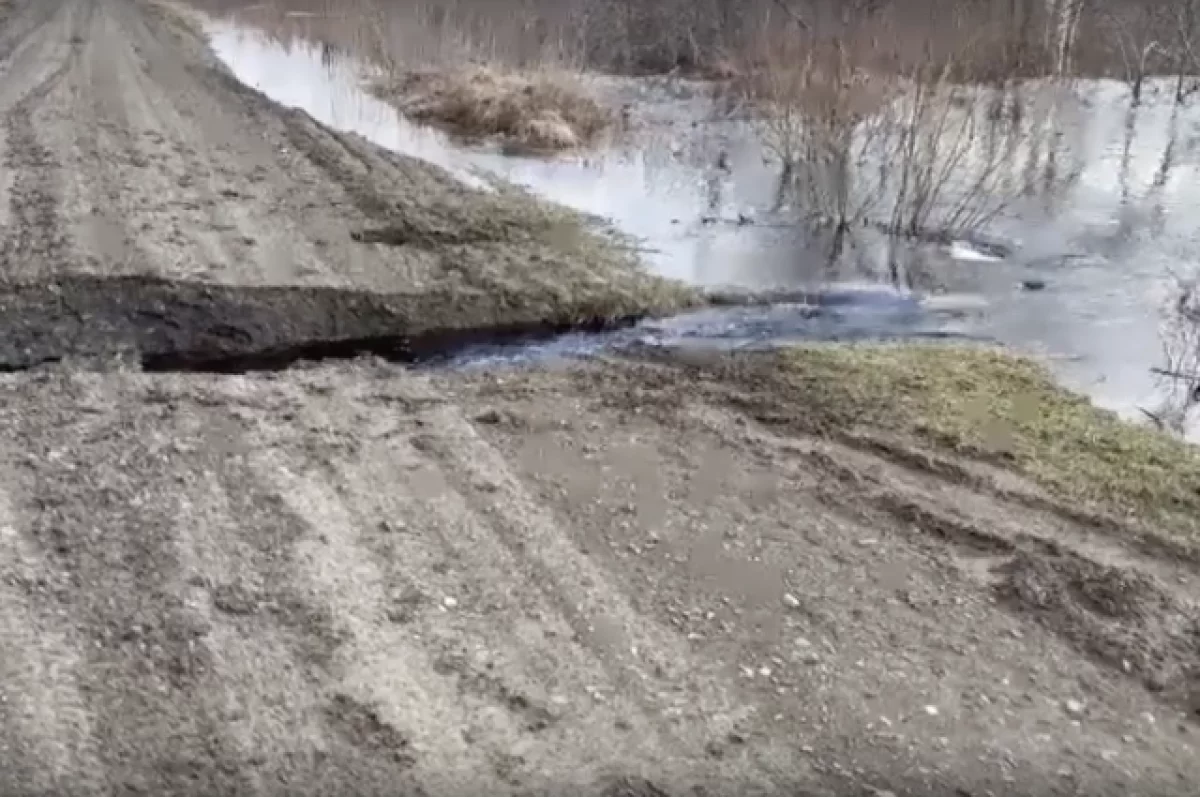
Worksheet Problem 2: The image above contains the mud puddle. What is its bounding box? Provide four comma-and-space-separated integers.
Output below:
203, 19, 1200, 435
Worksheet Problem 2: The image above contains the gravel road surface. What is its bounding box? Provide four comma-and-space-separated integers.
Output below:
0, 1, 1198, 795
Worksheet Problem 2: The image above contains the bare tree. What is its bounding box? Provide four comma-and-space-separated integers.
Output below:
1172, 0, 1200, 101
1100, 2, 1171, 104
1046, 0, 1085, 77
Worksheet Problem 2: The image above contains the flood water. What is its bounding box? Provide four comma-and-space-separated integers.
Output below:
204, 20, 1200, 437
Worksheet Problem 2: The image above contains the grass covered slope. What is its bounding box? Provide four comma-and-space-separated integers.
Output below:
661, 343, 1200, 548
265, 87, 698, 327
347, 172, 700, 325
787, 345, 1200, 538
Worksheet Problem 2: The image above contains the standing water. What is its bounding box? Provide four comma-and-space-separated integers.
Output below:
204, 20, 1200, 437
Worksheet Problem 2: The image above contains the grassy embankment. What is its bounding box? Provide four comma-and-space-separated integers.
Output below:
721, 343, 1200, 552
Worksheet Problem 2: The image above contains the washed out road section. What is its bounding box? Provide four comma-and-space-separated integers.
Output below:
0, 274, 647, 373
1, 1, 1200, 796
0, 275, 993, 374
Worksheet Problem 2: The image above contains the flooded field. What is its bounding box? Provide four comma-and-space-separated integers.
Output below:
203, 17, 1200, 436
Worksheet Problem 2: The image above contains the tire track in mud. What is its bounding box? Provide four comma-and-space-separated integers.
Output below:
604, 390, 1200, 732
123, 0, 429, 288
444, 371, 1200, 794
0, 59, 73, 277
0, 0, 94, 276
149, 406, 424, 796
0, 486, 104, 796
995, 548, 1200, 717
0, 367, 433, 795
58, 0, 267, 282
4, 353, 1200, 794
626, 359, 1200, 722
150, 367, 809, 795
73, 0, 257, 281
59, 0, 164, 278
233, 376, 755, 794
248, 447, 493, 794
0, 372, 264, 795
399, 401, 805, 790
0, 0, 59, 71
748, 415, 1200, 721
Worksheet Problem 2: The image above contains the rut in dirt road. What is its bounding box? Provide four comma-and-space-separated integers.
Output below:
1, 1, 1200, 796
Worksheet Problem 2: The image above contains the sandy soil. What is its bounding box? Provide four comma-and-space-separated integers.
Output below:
0, 1, 1198, 795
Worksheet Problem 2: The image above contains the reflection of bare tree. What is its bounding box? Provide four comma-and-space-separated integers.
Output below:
992, 85, 1027, 197
1117, 100, 1138, 214
1027, 84, 1087, 216
704, 173, 723, 215
1146, 103, 1181, 232
1147, 276, 1200, 436
1021, 94, 1043, 196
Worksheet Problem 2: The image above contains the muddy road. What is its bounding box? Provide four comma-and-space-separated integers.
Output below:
0, 0, 1199, 795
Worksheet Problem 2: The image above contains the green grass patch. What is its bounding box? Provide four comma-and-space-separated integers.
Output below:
771, 343, 1200, 539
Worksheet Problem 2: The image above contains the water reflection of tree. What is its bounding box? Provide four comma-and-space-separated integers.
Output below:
1107, 87, 1181, 248
1116, 99, 1139, 234
1146, 101, 1181, 233
1147, 276, 1200, 436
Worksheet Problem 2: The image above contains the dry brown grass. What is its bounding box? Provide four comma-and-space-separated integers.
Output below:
375, 66, 612, 153
200, 0, 614, 154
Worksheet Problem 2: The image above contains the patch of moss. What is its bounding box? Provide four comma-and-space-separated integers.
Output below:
771, 343, 1200, 540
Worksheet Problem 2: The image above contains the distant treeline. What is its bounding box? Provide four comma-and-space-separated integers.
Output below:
190, 0, 1200, 81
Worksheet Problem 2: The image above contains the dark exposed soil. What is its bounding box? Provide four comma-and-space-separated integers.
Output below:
0, 274, 642, 373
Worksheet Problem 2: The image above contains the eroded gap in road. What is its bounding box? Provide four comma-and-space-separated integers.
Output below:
0, 275, 986, 376
0, 274, 643, 375
138, 317, 639, 374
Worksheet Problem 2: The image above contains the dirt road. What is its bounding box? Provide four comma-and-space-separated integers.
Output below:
0, 0, 1198, 795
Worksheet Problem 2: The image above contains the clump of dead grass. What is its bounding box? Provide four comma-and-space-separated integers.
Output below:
376, 65, 612, 153
769, 343, 1200, 543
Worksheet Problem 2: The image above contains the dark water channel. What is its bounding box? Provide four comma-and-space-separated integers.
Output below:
206, 20, 1200, 437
